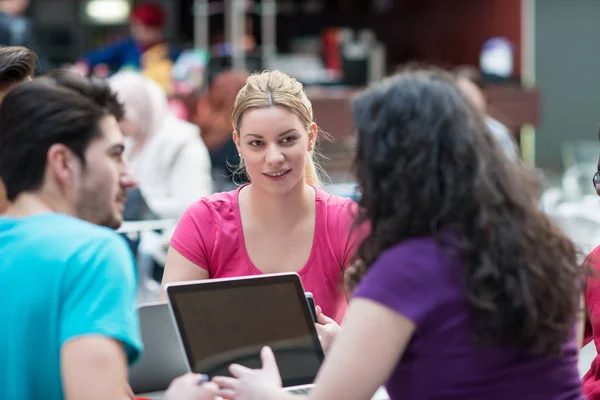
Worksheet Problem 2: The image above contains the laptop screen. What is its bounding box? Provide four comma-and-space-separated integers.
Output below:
167, 274, 324, 387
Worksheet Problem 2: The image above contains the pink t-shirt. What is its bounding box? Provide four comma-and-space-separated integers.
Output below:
170, 185, 362, 323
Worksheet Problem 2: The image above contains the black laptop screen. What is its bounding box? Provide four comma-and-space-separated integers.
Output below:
168, 275, 324, 387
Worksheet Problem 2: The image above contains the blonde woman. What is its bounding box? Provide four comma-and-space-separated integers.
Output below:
161, 70, 364, 349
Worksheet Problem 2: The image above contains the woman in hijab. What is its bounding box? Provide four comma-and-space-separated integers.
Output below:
109, 71, 212, 220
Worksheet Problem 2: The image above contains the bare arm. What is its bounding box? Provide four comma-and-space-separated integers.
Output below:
216, 298, 415, 400
160, 246, 209, 301
61, 336, 130, 400
307, 298, 415, 400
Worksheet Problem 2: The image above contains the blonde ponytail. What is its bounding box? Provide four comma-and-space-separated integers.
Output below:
304, 152, 320, 187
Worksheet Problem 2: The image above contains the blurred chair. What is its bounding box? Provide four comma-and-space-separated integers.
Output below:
118, 218, 178, 303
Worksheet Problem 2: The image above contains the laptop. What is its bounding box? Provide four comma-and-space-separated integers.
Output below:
129, 302, 188, 394
165, 273, 325, 394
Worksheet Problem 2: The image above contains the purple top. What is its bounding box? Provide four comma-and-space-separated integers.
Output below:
353, 235, 584, 400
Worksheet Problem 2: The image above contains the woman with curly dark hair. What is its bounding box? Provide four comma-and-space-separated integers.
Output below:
213, 68, 584, 400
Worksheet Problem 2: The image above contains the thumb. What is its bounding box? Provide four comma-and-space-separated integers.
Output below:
316, 307, 335, 325
261, 346, 278, 371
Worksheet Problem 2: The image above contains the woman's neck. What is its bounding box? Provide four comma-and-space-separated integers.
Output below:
242, 181, 315, 227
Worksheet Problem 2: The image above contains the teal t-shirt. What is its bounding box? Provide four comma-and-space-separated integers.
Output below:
0, 213, 143, 400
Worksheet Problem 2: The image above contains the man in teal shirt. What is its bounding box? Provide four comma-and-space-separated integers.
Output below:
0, 72, 219, 400
0, 71, 142, 399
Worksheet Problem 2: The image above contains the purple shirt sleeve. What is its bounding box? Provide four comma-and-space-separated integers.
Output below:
352, 238, 462, 327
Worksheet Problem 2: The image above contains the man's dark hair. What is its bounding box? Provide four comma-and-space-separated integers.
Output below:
0, 45, 36, 89
0, 71, 124, 200
454, 65, 486, 91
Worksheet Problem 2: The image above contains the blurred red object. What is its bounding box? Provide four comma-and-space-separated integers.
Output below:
130, 2, 166, 28
321, 28, 342, 74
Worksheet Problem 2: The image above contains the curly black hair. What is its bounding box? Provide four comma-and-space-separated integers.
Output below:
346, 67, 581, 356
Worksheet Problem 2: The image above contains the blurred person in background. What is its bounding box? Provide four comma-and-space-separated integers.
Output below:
0, 0, 48, 70
0, 45, 36, 213
161, 70, 367, 353
72, 2, 177, 90
212, 67, 584, 400
109, 71, 212, 221
111, 71, 212, 289
455, 66, 519, 162
194, 69, 249, 188
0, 0, 30, 45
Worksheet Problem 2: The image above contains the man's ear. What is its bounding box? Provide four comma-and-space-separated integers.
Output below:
46, 144, 80, 189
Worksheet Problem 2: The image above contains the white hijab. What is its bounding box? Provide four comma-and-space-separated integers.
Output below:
108, 71, 213, 219
109, 71, 170, 150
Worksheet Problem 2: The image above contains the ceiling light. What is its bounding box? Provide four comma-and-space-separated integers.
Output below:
85, 0, 131, 25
